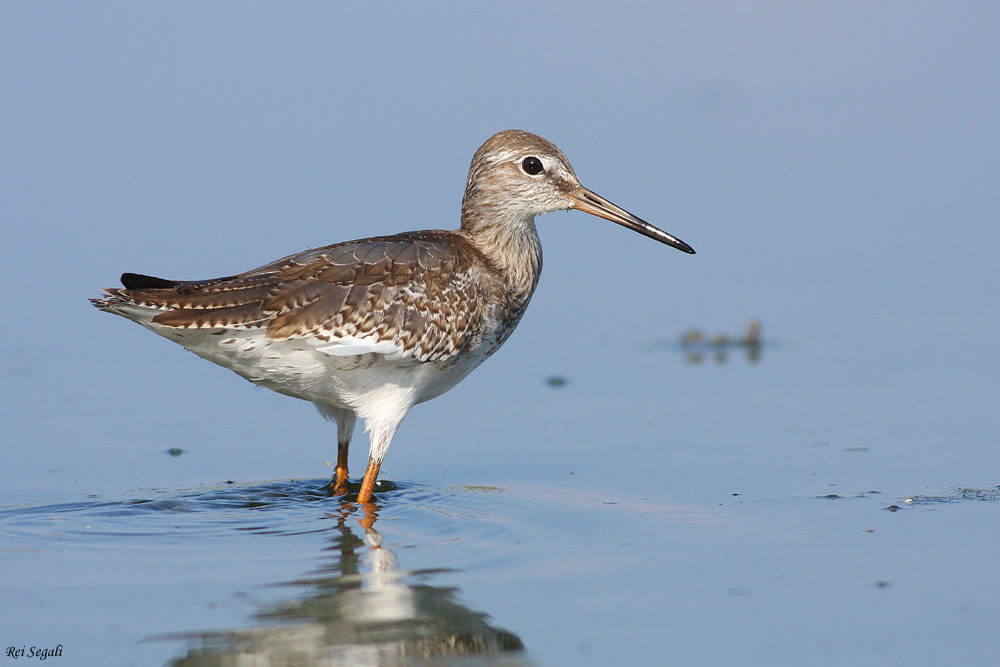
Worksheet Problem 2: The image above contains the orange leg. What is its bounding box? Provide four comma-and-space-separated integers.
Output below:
353, 414, 401, 504
323, 406, 356, 495
331, 441, 350, 495
356, 456, 383, 504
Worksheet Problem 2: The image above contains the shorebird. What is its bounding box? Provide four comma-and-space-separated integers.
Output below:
92, 130, 694, 503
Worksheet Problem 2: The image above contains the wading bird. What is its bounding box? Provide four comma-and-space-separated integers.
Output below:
93, 130, 694, 503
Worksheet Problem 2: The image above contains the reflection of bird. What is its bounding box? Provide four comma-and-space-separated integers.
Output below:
164, 503, 528, 665
92, 130, 695, 503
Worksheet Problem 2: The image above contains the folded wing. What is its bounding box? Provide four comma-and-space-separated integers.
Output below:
99, 231, 489, 363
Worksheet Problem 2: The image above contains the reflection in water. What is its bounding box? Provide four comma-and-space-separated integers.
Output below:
165, 501, 529, 667
678, 319, 763, 364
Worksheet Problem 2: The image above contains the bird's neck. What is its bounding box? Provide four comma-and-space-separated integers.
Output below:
460, 210, 543, 305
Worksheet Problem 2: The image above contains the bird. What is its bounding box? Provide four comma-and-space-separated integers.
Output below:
92, 130, 695, 504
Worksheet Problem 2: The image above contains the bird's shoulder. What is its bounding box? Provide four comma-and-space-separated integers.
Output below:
247, 230, 480, 286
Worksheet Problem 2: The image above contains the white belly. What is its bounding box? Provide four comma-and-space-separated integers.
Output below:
145, 322, 494, 420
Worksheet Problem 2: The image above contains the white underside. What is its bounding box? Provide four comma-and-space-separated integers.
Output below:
107, 302, 496, 464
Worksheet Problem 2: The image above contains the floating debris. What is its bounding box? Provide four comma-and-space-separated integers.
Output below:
897, 486, 1000, 506
678, 319, 763, 364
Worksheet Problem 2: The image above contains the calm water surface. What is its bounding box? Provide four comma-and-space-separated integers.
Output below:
3, 322, 999, 666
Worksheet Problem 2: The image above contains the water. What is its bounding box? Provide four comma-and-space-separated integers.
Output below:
4, 351, 1000, 667
3, 482, 535, 666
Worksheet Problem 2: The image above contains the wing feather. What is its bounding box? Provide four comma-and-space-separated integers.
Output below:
100, 231, 491, 362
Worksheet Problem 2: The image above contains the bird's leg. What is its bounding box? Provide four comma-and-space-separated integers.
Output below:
316, 405, 357, 495
355, 415, 404, 504
332, 410, 357, 495
333, 441, 351, 495
356, 454, 383, 504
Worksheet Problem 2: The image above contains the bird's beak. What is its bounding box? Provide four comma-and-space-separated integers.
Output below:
567, 186, 695, 254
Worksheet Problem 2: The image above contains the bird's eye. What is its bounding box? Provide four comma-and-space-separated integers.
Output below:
521, 156, 544, 175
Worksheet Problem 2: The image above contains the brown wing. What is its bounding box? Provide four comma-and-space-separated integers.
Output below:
105, 231, 491, 362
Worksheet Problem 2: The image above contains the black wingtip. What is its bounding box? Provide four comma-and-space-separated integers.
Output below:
120, 272, 180, 290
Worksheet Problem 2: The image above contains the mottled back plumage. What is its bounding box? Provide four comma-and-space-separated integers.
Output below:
100, 231, 518, 363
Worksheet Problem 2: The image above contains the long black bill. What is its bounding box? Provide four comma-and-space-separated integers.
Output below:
567, 186, 695, 254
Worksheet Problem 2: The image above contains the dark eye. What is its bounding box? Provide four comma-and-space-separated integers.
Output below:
521, 156, 544, 175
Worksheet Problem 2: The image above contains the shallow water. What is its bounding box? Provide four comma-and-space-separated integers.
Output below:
5, 300, 1000, 665
3, 304, 1000, 666
2, 481, 529, 666
5, 463, 1000, 665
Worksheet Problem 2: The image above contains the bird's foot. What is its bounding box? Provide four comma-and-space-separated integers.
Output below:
330, 463, 351, 496
326, 476, 398, 499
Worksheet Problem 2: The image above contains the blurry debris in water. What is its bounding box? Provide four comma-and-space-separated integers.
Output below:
679, 319, 763, 364
166, 447, 185, 457
545, 376, 568, 388
897, 486, 1000, 506
959, 486, 1000, 500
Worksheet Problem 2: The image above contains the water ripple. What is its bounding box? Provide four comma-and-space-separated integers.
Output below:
0, 478, 534, 548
